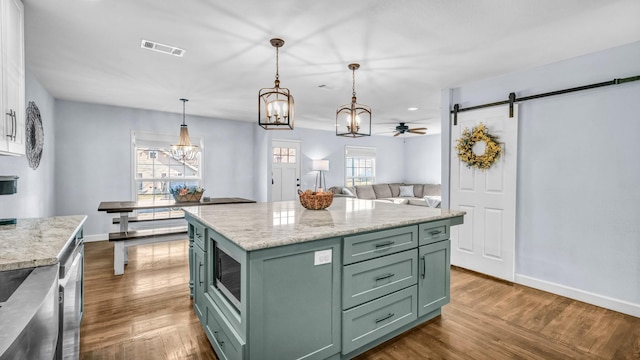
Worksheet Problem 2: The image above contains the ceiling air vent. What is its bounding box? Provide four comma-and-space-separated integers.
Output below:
140, 39, 185, 57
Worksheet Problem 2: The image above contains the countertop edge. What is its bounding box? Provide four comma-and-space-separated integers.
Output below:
186, 207, 465, 252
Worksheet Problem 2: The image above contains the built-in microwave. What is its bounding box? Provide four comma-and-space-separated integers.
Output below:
214, 243, 241, 310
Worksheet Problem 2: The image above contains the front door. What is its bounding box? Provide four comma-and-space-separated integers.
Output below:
449, 105, 518, 281
272, 140, 301, 201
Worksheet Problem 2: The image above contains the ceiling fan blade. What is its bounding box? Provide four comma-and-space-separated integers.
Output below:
410, 127, 427, 131
410, 131, 426, 135
393, 132, 401, 137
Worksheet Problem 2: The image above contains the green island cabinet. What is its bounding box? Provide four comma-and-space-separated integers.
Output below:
186, 212, 461, 360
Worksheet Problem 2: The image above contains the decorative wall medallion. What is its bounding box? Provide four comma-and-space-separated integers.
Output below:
25, 101, 44, 170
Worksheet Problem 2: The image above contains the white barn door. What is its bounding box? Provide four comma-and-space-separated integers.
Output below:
450, 105, 518, 281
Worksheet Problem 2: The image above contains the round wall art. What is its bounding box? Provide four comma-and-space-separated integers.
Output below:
25, 101, 44, 170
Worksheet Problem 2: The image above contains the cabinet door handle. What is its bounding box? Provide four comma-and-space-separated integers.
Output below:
375, 241, 395, 249
12, 111, 16, 140
374, 273, 395, 281
421, 255, 426, 279
199, 262, 204, 285
375, 313, 395, 323
213, 331, 224, 346
5, 110, 14, 139
429, 230, 442, 235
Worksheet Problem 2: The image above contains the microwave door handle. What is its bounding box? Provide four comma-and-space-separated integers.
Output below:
218, 258, 222, 281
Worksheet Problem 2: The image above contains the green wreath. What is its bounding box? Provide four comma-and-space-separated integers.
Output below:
455, 123, 502, 169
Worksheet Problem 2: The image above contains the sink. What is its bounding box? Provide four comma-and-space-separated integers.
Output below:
0, 267, 34, 304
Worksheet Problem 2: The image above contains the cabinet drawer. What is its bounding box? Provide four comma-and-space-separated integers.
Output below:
344, 226, 418, 264
418, 220, 449, 246
342, 286, 417, 354
192, 221, 207, 250
205, 296, 245, 360
343, 249, 417, 309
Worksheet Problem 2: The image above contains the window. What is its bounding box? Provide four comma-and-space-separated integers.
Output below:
273, 146, 297, 163
345, 146, 375, 187
132, 132, 202, 208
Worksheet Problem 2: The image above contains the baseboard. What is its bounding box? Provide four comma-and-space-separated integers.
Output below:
84, 233, 108, 243
515, 274, 640, 318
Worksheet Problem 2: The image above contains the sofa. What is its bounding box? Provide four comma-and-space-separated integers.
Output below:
328, 183, 441, 207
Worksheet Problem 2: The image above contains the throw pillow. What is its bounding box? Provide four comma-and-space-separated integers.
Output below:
393, 198, 409, 205
342, 187, 354, 196
399, 185, 414, 197
424, 195, 441, 208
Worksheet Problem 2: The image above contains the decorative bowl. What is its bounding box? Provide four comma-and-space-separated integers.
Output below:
172, 191, 204, 203
298, 189, 333, 210
170, 185, 205, 203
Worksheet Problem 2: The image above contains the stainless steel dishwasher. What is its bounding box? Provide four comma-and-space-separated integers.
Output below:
56, 229, 84, 359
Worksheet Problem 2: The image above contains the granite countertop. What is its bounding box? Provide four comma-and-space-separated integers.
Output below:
184, 197, 465, 251
0, 215, 87, 271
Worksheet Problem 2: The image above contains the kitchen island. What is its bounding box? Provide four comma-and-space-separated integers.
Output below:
185, 198, 464, 360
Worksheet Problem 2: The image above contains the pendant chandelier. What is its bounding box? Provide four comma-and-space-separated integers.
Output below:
170, 98, 198, 161
336, 63, 371, 137
259, 38, 294, 130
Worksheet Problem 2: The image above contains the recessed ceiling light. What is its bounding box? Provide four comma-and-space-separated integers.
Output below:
408, 107, 418, 111
141, 39, 185, 57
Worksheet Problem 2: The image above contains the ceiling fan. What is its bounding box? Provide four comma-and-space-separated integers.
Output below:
393, 122, 427, 136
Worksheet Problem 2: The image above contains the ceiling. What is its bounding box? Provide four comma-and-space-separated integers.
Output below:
23, 0, 640, 135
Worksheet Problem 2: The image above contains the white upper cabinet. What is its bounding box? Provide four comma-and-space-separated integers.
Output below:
0, 0, 25, 156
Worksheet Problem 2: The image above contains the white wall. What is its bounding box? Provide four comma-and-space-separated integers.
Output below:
50, 99, 420, 236
403, 134, 441, 184
445, 41, 640, 314
264, 127, 406, 196
54, 100, 255, 237
0, 70, 56, 219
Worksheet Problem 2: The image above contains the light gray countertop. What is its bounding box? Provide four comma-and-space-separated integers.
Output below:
0, 215, 87, 271
184, 198, 465, 251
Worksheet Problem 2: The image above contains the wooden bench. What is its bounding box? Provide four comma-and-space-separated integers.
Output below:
112, 214, 185, 224
109, 225, 188, 275
98, 197, 256, 275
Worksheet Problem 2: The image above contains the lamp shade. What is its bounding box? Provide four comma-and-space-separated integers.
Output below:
312, 159, 329, 171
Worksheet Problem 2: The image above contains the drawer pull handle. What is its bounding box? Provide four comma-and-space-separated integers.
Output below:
375, 313, 395, 323
213, 331, 224, 345
429, 230, 442, 235
374, 273, 395, 281
375, 241, 395, 249
199, 263, 204, 285
421, 255, 426, 279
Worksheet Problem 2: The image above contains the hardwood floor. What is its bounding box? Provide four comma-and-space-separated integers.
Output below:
80, 240, 640, 359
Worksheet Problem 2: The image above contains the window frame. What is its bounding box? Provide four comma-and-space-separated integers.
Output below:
131, 131, 204, 206
344, 145, 376, 187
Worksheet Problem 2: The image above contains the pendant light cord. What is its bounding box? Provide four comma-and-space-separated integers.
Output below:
180, 98, 189, 125
275, 46, 280, 81
352, 68, 356, 98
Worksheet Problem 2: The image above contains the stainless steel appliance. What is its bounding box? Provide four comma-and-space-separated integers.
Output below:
214, 243, 241, 309
56, 230, 84, 359
0, 264, 59, 360
0, 176, 18, 225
